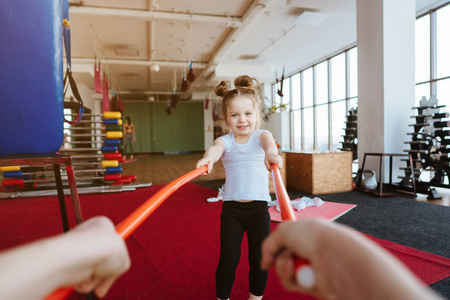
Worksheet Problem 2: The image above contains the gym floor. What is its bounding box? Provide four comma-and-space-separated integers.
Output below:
122, 153, 450, 207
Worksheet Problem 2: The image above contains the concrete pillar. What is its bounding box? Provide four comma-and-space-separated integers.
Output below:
356, 0, 416, 177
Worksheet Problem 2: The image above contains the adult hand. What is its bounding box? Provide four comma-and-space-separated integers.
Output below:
261, 219, 437, 300
0, 216, 130, 299
64, 217, 131, 298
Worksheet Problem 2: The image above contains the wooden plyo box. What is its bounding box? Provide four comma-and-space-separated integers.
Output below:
269, 152, 286, 194
286, 151, 353, 194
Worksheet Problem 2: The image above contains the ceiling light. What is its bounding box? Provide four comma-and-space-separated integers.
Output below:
239, 55, 265, 65
115, 47, 139, 56
150, 63, 160, 72
121, 74, 143, 80
244, 59, 265, 65
293, 11, 331, 26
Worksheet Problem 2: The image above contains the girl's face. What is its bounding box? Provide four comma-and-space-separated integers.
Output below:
226, 96, 259, 138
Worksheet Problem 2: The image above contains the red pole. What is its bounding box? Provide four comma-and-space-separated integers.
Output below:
270, 164, 315, 288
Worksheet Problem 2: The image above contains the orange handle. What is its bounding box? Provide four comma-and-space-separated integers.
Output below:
271, 164, 296, 221
116, 165, 207, 239
270, 164, 315, 288
45, 166, 208, 300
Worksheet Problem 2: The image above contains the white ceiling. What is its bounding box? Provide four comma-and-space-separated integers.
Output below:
68, 0, 446, 101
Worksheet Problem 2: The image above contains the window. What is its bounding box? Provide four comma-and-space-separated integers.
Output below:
315, 61, 329, 151
272, 76, 290, 112
436, 5, 450, 79
415, 82, 430, 106
316, 104, 329, 151
303, 107, 314, 151
281, 77, 291, 108
291, 73, 301, 110
415, 15, 430, 84
331, 100, 346, 151
273, 84, 281, 108
291, 74, 301, 150
415, 3, 450, 108
437, 79, 450, 107
303, 68, 313, 108
348, 48, 358, 98
316, 61, 328, 105
331, 53, 346, 102
269, 2, 447, 154
273, 47, 357, 152
292, 110, 301, 150
349, 98, 358, 111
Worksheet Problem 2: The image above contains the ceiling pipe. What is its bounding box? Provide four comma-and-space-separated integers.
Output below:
118, 90, 190, 95
196, 0, 274, 82
69, 6, 237, 24
71, 57, 207, 68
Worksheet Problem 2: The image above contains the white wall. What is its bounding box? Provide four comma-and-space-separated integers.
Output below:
265, 111, 290, 151
65, 83, 99, 113
192, 91, 214, 149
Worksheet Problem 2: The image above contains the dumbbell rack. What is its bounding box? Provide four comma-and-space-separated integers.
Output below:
399, 95, 450, 199
0, 111, 139, 197
340, 107, 358, 161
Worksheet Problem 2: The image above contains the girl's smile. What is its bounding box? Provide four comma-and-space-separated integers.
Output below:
227, 96, 258, 141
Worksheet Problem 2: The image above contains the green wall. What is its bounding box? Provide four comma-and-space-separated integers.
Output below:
123, 101, 204, 153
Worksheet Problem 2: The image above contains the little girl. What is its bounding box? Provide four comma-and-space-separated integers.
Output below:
196, 75, 283, 300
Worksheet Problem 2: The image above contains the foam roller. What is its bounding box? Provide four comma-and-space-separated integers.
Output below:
106, 131, 123, 139
0, 166, 21, 172
101, 146, 118, 153
103, 112, 122, 119
106, 166, 122, 173
101, 160, 119, 167
104, 139, 122, 145
2, 170, 23, 178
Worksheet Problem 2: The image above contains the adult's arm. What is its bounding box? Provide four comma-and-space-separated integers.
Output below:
0, 216, 130, 299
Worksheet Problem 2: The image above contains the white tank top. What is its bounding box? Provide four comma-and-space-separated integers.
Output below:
219, 129, 271, 202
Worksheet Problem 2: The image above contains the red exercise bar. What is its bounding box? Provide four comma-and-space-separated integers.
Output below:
104, 153, 122, 160
270, 164, 315, 289
104, 174, 121, 181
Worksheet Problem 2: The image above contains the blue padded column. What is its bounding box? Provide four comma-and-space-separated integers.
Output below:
0, 0, 64, 155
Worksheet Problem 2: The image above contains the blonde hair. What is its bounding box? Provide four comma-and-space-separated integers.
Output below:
214, 75, 264, 131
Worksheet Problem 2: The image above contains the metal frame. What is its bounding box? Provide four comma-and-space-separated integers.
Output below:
357, 153, 417, 197
0, 154, 84, 232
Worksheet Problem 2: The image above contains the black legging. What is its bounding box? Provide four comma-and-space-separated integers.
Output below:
216, 201, 271, 299
123, 133, 134, 156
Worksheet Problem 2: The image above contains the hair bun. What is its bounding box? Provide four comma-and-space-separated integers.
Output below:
215, 81, 229, 97
234, 75, 258, 89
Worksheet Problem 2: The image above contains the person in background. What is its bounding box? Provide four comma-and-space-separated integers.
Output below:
123, 116, 136, 160
196, 75, 283, 300
0, 216, 130, 299
261, 218, 444, 300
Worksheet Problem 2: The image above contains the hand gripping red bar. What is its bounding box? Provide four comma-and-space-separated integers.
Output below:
45, 165, 208, 300
270, 164, 316, 289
